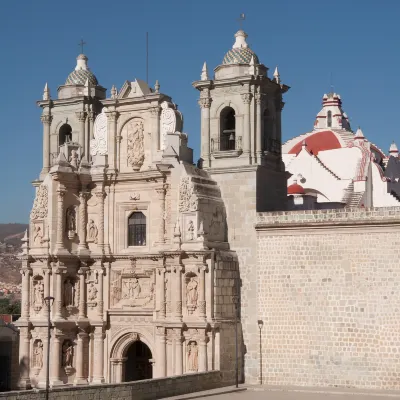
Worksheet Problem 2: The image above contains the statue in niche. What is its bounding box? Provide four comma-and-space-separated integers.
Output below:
69, 149, 79, 168
186, 277, 198, 314
87, 219, 98, 243
62, 341, 74, 367
33, 225, 43, 245
187, 341, 198, 372
64, 279, 74, 307
33, 341, 43, 369
122, 278, 141, 299
34, 280, 44, 308
88, 282, 98, 301
127, 120, 144, 170
66, 207, 76, 239
188, 220, 195, 241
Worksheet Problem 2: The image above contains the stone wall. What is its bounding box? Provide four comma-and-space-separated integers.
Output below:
1, 371, 225, 400
256, 207, 400, 389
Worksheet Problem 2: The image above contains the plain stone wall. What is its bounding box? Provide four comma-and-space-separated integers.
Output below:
256, 207, 400, 389
1, 371, 224, 400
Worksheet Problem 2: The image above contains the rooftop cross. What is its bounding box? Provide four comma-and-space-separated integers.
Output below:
78, 38, 86, 54
329, 72, 334, 94
237, 13, 245, 30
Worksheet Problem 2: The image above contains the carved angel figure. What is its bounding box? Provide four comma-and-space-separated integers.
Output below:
33, 225, 43, 245
87, 219, 98, 243
187, 341, 198, 372
69, 149, 79, 168
33, 341, 43, 369
188, 220, 195, 241
88, 283, 98, 301
127, 120, 144, 170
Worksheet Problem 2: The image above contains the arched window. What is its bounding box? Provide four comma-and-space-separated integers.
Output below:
59, 124, 72, 146
327, 111, 332, 128
220, 107, 236, 151
128, 212, 146, 246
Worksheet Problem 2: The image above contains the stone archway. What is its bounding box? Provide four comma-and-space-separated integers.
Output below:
125, 341, 152, 382
110, 331, 154, 383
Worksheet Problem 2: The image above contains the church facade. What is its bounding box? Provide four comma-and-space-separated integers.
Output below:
18, 29, 287, 388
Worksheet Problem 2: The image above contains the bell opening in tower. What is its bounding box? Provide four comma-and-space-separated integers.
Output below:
220, 107, 236, 151
59, 124, 72, 147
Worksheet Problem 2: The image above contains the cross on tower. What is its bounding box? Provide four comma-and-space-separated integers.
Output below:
237, 13, 245, 30
78, 39, 86, 54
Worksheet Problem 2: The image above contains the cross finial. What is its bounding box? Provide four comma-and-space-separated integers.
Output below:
79, 38, 86, 54
329, 72, 334, 93
237, 13, 245, 30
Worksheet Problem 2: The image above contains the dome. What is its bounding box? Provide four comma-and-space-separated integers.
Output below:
65, 54, 99, 86
288, 182, 305, 195
222, 30, 260, 65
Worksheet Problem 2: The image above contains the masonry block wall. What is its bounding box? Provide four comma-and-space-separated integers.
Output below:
256, 207, 400, 390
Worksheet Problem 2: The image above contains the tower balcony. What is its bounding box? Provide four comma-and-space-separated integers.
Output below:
211, 135, 243, 158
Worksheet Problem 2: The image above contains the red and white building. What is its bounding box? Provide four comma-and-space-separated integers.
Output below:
283, 92, 400, 209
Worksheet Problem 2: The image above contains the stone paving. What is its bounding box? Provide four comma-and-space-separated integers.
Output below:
161, 385, 400, 400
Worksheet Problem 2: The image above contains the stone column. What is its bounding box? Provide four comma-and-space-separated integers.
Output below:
74, 331, 88, 385
54, 266, 65, 319
78, 267, 87, 319
151, 106, 161, 160
40, 114, 53, 175
155, 185, 167, 245
198, 337, 208, 372
156, 328, 166, 378
255, 91, 262, 163
42, 266, 51, 317
78, 191, 89, 253
20, 268, 31, 320
241, 93, 252, 161
199, 97, 211, 167
55, 187, 66, 252
76, 111, 87, 157
97, 269, 104, 318
156, 268, 166, 319
174, 329, 183, 375
173, 265, 183, 321
116, 134, 122, 171
95, 191, 106, 254
18, 328, 31, 389
92, 327, 105, 384
88, 110, 95, 160
166, 335, 173, 376
50, 330, 63, 386
198, 266, 206, 321
105, 111, 118, 171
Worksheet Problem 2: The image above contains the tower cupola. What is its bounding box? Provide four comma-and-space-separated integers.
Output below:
222, 30, 260, 65
65, 54, 99, 86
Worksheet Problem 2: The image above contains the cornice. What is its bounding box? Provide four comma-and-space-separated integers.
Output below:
205, 165, 259, 174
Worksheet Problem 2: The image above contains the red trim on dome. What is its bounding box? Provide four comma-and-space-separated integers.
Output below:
288, 130, 342, 156
288, 183, 305, 195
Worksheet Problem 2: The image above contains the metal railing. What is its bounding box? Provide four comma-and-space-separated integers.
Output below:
211, 135, 242, 152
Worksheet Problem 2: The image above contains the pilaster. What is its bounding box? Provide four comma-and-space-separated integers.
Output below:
95, 191, 106, 255
174, 329, 183, 375
40, 114, 53, 177
74, 330, 89, 385
255, 90, 262, 164
151, 106, 161, 162
55, 186, 67, 255
78, 266, 88, 319
105, 111, 118, 172
241, 93, 252, 163
155, 327, 166, 378
92, 327, 105, 384
172, 265, 183, 321
199, 96, 212, 168
155, 185, 167, 246
76, 111, 87, 157
50, 329, 63, 386
17, 328, 31, 389
156, 267, 166, 319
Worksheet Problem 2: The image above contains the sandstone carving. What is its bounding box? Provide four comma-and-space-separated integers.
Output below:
87, 219, 98, 244
66, 206, 76, 239
33, 225, 43, 245
88, 283, 98, 301
33, 340, 43, 369
186, 277, 198, 314
122, 278, 141, 300
179, 177, 197, 212
160, 101, 177, 150
62, 341, 74, 367
33, 279, 44, 311
90, 109, 108, 156
127, 120, 144, 170
187, 341, 198, 372
188, 220, 195, 241
129, 193, 140, 200
30, 185, 48, 221
69, 149, 79, 168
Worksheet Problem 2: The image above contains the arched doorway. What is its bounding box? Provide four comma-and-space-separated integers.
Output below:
124, 341, 152, 382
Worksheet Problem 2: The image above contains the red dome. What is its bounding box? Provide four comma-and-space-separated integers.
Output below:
289, 130, 341, 156
288, 183, 305, 195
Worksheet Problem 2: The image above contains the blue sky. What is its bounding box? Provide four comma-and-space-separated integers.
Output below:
1, 0, 399, 223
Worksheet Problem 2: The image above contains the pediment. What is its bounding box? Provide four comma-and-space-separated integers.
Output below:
117, 79, 151, 99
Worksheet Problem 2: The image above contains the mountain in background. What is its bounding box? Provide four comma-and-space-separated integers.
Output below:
0, 223, 29, 246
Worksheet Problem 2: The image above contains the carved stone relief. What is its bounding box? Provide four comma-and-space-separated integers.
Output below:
32, 277, 44, 312
129, 193, 140, 200
30, 185, 48, 221
179, 177, 197, 212
160, 101, 177, 150
69, 149, 79, 168
87, 282, 98, 308
111, 270, 154, 308
187, 220, 195, 241
87, 219, 98, 244
187, 341, 198, 372
33, 224, 43, 245
186, 274, 198, 315
62, 340, 74, 369
90, 109, 108, 156
126, 120, 145, 170
66, 206, 76, 239
64, 278, 79, 310
32, 340, 43, 369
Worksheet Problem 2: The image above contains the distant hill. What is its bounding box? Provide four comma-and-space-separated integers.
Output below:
0, 223, 28, 247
